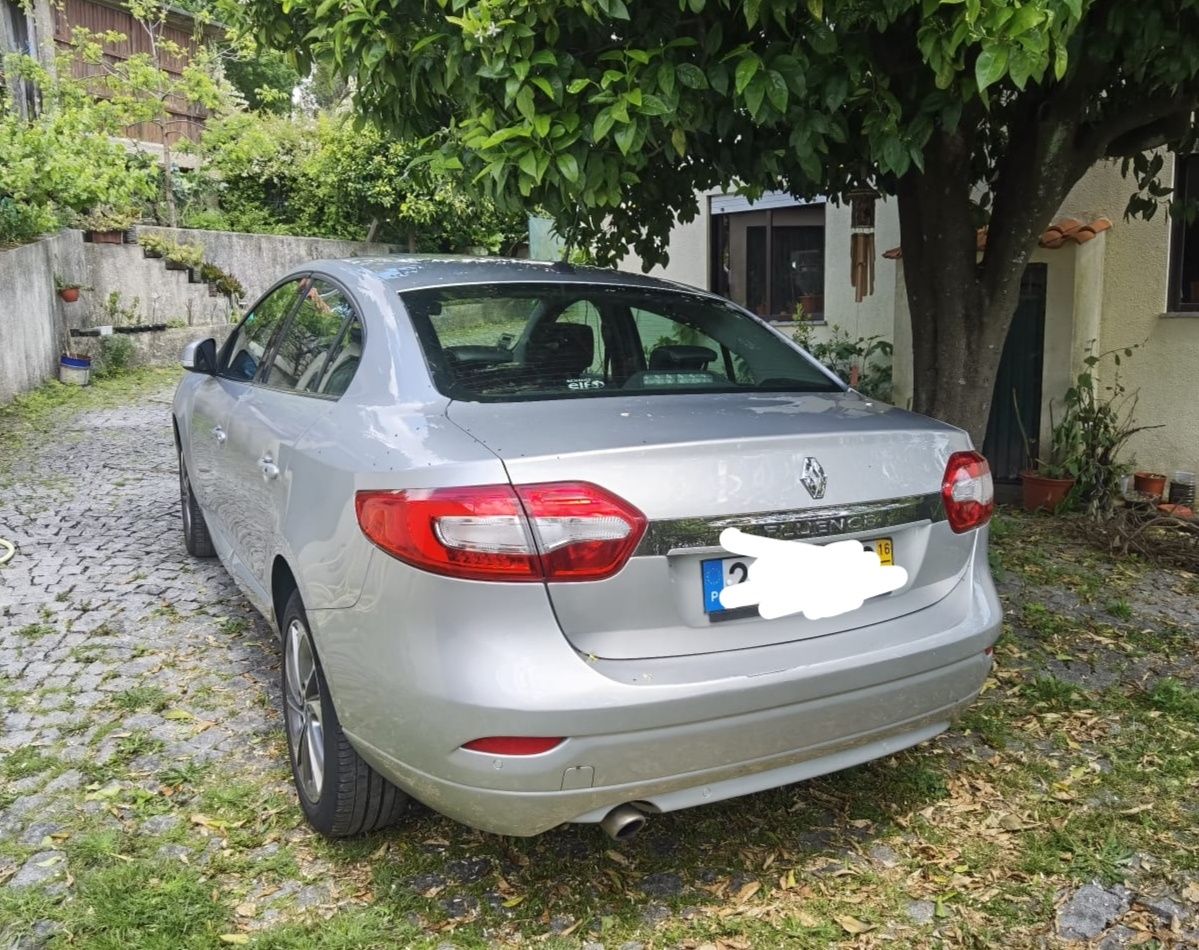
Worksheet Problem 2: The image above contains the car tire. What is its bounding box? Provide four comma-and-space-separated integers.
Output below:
179, 450, 215, 558
281, 590, 410, 837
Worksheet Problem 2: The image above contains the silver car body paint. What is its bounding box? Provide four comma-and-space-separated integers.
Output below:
173, 257, 1002, 836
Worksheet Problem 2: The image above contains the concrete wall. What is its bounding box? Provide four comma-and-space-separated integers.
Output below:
1057, 157, 1198, 476
137, 226, 393, 304
0, 226, 395, 404
0, 232, 85, 403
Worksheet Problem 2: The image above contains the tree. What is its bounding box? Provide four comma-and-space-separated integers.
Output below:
223, 46, 300, 113
193, 111, 527, 251
237, 0, 1199, 441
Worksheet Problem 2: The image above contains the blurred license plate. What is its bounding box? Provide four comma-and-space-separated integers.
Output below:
701, 536, 894, 616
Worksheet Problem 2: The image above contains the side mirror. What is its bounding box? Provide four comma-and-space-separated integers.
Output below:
181, 338, 217, 375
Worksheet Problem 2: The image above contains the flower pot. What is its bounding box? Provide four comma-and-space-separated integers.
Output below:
122, 229, 136, 244
88, 230, 124, 245
143, 248, 163, 259
1134, 471, 1167, 500
59, 354, 92, 386
58, 287, 80, 303
188, 267, 203, 284
164, 259, 187, 271
208, 283, 219, 297
1020, 470, 1075, 513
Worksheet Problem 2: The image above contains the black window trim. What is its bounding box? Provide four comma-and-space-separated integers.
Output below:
254, 271, 368, 401
216, 275, 308, 383
1168, 154, 1199, 313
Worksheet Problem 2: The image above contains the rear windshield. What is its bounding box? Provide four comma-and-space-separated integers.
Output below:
401, 283, 842, 402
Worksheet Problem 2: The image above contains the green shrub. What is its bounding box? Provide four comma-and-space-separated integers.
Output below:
0, 198, 57, 247
96, 336, 136, 377
792, 323, 894, 403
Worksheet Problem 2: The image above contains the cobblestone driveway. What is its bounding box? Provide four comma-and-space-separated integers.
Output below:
1, 380, 1196, 948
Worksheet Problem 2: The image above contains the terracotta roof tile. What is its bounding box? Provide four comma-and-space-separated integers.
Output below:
882, 215, 1112, 259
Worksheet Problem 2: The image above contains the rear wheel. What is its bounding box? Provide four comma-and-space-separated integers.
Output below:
179, 451, 215, 558
281, 591, 410, 837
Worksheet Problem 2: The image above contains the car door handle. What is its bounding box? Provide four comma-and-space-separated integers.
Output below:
258, 456, 280, 480
211, 425, 227, 444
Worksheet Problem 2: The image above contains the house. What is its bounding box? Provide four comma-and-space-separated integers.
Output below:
620, 159, 1198, 482
0, 0, 211, 157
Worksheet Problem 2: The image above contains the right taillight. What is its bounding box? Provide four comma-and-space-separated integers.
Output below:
355, 481, 646, 582
941, 450, 994, 533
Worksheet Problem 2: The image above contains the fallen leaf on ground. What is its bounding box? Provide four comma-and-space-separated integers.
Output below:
835, 914, 873, 935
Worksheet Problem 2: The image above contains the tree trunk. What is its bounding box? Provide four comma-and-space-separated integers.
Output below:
162, 136, 178, 229
896, 124, 1064, 448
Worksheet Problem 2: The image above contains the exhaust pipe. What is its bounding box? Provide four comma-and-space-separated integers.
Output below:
600, 804, 647, 841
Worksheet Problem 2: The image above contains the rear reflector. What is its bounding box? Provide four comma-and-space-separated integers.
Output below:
462, 736, 564, 755
942, 451, 994, 533
355, 481, 646, 582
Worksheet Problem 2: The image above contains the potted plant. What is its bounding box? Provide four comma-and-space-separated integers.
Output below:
1017, 398, 1077, 513
54, 275, 86, 302
164, 241, 203, 272
199, 262, 224, 296
215, 273, 245, 300
1134, 471, 1167, 499
139, 234, 166, 258
80, 206, 137, 244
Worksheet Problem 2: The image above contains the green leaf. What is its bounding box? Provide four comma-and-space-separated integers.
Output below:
745, 0, 762, 28
734, 54, 761, 95
515, 85, 536, 122
658, 62, 676, 97
593, 109, 616, 141
532, 113, 551, 137
1053, 44, 1068, 80
556, 152, 580, 182
677, 63, 709, 89
614, 120, 637, 155
765, 70, 788, 111
518, 148, 539, 179
974, 45, 1009, 94
806, 0, 823, 18
744, 73, 766, 117
568, 77, 591, 94
671, 126, 687, 156
824, 74, 848, 110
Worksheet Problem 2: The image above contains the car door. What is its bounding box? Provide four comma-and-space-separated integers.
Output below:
223, 276, 359, 594
191, 278, 305, 564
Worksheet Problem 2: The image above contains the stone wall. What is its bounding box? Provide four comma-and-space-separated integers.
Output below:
0, 232, 85, 404
0, 227, 394, 404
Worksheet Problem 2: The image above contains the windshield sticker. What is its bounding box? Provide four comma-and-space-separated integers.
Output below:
566, 378, 606, 390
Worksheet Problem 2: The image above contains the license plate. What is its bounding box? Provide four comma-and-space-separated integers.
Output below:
701, 537, 894, 616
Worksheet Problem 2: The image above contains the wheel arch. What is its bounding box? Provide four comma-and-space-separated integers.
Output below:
271, 555, 300, 637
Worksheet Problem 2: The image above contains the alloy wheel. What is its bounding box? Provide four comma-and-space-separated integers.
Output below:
284, 619, 325, 802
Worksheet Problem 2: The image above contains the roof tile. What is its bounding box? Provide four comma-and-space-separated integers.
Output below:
882, 215, 1112, 259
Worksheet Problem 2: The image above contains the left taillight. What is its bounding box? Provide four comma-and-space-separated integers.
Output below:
941, 450, 994, 533
355, 481, 646, 582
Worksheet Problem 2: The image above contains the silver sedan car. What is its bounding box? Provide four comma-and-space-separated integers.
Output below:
172, 258, 1001, 840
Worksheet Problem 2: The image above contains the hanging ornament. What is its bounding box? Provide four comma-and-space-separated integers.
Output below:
847, 187, 879, 303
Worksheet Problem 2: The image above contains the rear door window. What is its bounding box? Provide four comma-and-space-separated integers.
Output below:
402, 283, 839, 402
262, 279, 358, 394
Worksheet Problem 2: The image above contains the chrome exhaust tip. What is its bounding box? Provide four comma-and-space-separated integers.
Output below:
600, 804, 647, 841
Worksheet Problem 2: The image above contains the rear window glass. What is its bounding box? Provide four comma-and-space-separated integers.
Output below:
401, 284, 841, 402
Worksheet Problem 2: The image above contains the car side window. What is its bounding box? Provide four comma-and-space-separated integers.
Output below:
220, 280, 303, 382
315, 315, 364, 397
631, 306, 734, 381
264, 279, 355, 393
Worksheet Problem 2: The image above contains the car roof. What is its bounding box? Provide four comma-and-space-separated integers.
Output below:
305, 255, 713, 297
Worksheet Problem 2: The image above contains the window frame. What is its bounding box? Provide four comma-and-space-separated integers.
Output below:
1167, 154, 1199, 313
254, 272, 368, 401
216, 276, 307, 383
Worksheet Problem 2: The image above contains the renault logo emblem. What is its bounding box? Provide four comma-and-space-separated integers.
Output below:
800, 457, 827, 500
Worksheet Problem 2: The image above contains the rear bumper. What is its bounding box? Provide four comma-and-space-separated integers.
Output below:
312, 542, 1001, 836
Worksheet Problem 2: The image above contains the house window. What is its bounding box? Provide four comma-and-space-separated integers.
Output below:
1168, 154, 1199, 312
710, 200, 826, 322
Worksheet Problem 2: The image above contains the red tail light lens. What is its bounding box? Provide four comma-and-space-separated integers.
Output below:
942, 451, 994, 533
462, 736, 564, 755
355, 481, 646, 582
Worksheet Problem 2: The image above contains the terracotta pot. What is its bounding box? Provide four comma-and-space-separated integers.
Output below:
1134, 471, 1167, 499
58, 287, 80, 303
1020, 470, 1075, 513
88, 230, 124, 244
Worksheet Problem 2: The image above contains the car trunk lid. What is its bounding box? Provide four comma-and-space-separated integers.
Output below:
447, 392, 976, 659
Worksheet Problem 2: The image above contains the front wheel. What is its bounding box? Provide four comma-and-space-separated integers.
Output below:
281, 591, 410, 837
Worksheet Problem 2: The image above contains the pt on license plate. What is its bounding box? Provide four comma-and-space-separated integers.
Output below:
701, 537, 894, 615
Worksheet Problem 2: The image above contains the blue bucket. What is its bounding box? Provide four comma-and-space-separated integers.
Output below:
60, 355, 92, 369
